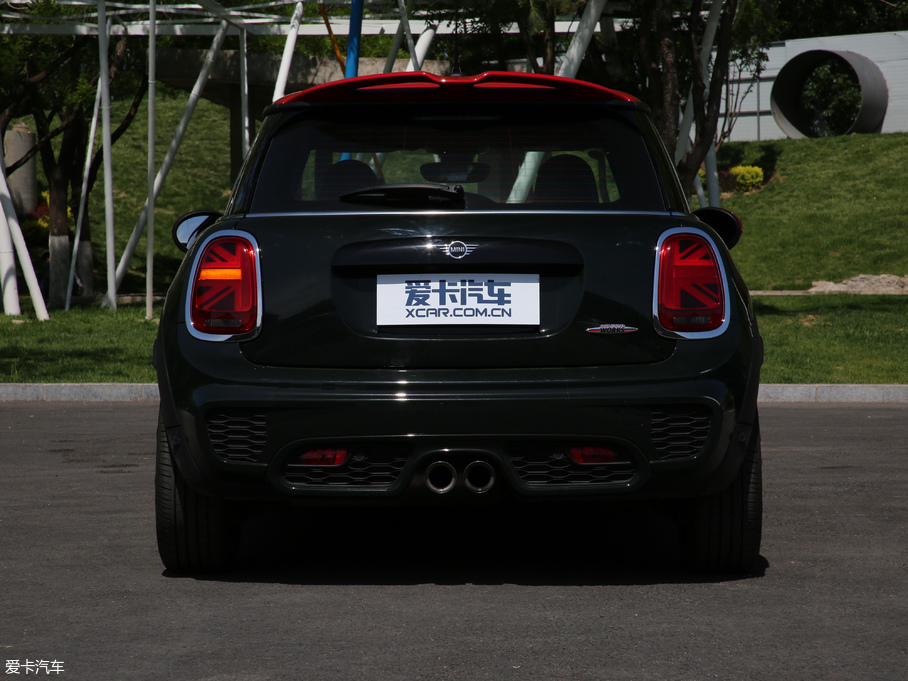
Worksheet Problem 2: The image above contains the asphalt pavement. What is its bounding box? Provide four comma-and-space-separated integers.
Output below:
1, 402, 906, 679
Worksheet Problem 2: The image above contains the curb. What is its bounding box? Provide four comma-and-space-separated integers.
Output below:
0, 383, 907, 403
0, 384, 160, 402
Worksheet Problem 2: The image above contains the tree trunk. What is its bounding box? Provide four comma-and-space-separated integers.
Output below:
515, 15, 541, 74
542, 3, 557, 75
641, 0, 679, 152
677, 0, 740, 195
491, 22, 507, 72
45, 112, 79, 309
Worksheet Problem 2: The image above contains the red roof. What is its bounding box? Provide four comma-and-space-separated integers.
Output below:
276, 71, 640, 104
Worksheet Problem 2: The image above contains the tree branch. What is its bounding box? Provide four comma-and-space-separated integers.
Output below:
515, 14, 542, 73
0, 40, 83, 138
86, 77, 148, 196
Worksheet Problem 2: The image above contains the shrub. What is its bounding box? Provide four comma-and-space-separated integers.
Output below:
697, 168, 747, 193
730, 165, 764, 192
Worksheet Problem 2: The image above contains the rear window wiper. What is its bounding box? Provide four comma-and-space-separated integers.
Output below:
339, 183, 465, 208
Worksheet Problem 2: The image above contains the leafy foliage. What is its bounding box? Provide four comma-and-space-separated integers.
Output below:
718, 133, 908, 291
729, 165, 763, 191
801, 58, 862, 136
774, 0, 908, 40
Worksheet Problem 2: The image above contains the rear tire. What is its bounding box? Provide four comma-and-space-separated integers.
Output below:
679, 415, 763, 573
155, 412, 236, 572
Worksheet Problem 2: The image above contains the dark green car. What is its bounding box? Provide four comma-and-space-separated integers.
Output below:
154, 71, 763, 574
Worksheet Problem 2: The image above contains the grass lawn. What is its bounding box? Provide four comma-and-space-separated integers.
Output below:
717, 133, 908, 291
754, 294, 908, 384
4, 101, 908, 383
13, 102, 908, 295
0, 303, 161, 383
11, 96, 232, 295
1, 295, 907, 384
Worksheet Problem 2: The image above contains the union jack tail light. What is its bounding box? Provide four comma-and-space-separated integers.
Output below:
190, 235, 260, 337
657, 232, 725, 334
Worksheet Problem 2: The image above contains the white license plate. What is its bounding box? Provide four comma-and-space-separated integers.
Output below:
376, 273, 540, 326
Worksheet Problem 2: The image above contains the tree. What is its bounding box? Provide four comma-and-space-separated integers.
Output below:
774, 0, 908, 40
576, 1, 778, 196
0, 1, 146, 307
431, 0, 776, 197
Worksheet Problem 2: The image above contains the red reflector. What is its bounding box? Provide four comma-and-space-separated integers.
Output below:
357, 82, 441, 91
657, 233, 725, 333
298, 448, 348, 466
569, 446, 620, 464
191, 236, 258, 335
472, 82, 557, 90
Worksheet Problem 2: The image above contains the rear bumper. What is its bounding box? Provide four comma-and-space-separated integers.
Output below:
156, 315, 761, 505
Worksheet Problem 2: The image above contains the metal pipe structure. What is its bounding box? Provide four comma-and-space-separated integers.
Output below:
1, 19, 606, 39
404, 24, 436, 72
194, 0, 248, 31
67, 18, 114, 311
508, 0, 606, 204
382, 1, 410, 73
0, 152, 20, 315
345, 0, 364, 78
0, 213, 18, 315
397, 0, 420, 71
65, 84, 103, 311
98, 0, 117, 309
674, 0, 723, 206
0, 165, 48, 320
273, 2, 304, 101
147, 0, 156, 320
557, 0, 606, 78
113, 20, 229, 291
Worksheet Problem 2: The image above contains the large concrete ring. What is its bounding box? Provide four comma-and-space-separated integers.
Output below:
770, 50, 888, 138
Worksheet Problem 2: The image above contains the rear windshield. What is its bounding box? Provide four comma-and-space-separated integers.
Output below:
248, 104, 668, 213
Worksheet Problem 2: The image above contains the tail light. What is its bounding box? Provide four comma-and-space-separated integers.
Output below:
569, 446, 620, 464
656, 232, 726, 334
190, 234, 260, 337
297, 448, 348, 466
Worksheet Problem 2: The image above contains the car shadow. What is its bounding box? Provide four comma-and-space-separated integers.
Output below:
166, 502, 769, 586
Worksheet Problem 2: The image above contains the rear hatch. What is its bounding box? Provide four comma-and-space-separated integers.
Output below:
239, 212, 678, 369
229, 74, 689, 369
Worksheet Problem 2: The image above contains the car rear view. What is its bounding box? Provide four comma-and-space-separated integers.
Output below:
155, 71, 763, 574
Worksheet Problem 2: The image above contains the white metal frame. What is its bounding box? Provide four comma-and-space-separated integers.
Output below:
0, 0, 618, 319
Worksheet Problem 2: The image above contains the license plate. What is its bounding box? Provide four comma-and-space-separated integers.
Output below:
376, 273, 540, 326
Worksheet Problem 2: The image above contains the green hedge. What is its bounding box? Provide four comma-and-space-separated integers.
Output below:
730, 165, 764, 192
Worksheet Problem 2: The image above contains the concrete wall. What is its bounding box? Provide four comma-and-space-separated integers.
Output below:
721, 31, 908, 141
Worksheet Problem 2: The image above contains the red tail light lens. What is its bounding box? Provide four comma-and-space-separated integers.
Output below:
657, 233, 725, 333
298, 448, 348, 466
191, 236, 258, 335
569, 446, 620, 464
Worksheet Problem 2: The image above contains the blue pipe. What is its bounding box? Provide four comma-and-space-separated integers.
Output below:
345, 0, 364, 79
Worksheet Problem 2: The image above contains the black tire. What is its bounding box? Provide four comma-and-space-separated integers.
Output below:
679, 415, 763, 573
155, 412, 236, 572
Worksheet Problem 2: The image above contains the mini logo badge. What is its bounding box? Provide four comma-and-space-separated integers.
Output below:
438, 241, 477, 259
585, 323, 638, 334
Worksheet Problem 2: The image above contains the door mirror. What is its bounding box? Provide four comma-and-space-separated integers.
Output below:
692, 207, 743, 250
172, 211, 222, 252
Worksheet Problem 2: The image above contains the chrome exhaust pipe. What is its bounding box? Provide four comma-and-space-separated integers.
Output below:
425, 461, 457, 494
464, 461, 495, 494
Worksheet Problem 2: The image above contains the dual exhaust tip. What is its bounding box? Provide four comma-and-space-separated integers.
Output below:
425, 460, 495, 495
